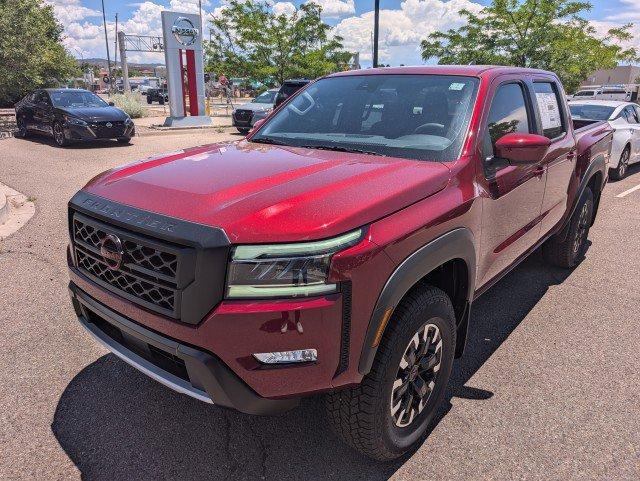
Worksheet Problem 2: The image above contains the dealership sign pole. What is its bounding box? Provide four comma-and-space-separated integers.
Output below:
161, 11, 212, 127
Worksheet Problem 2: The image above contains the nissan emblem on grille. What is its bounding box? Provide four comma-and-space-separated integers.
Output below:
100, 234, 124, 270
105, 122, 113, 128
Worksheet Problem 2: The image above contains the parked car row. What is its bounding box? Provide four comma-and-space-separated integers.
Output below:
232, 79, 311, 133
569, 99, 640, 179
65, 66, 619, 461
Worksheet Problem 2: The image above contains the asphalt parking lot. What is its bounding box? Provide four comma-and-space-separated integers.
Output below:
0, 132, 639, 480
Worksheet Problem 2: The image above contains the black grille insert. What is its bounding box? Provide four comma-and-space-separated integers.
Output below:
72, 213, 189, 317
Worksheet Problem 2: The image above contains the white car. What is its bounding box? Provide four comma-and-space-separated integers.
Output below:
570, 88, 631, 102
569, 100, 640, 179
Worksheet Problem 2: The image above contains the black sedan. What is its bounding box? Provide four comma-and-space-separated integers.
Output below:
15, 89, 135, 147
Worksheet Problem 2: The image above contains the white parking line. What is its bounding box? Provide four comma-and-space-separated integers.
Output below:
616, 182, 640, 198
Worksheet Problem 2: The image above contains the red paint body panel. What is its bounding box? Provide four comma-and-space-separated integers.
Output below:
84, 142, 451, 243
69, 66, 613, 401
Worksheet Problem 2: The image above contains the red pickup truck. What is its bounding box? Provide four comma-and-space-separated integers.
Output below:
67, 66, 612, 460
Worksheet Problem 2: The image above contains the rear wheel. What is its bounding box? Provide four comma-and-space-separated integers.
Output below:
543, 187, 594, 268
52, 122, 69, 147
610, 146, 630, 181
325, 285, 456, 460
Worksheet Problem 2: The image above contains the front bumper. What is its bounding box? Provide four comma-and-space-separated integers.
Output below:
70, 282, 299, 415
64, 122, 135, 141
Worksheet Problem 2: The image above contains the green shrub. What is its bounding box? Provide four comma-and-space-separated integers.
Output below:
110, 92, 146, 118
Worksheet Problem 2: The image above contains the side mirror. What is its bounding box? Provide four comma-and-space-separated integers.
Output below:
108, 101, 115, 106
248, 118, 267, 136
494, 133, 551, 164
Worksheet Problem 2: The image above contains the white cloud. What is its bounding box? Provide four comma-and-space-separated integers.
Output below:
308, 0, 355, 19
273, 2, 297, 17
334, 0, 483, 65
604, 0, 640, 22
45, 0, 101, 24
589, 20, 640, 56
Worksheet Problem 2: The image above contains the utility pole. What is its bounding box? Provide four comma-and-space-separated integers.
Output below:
114, 13, 119, 75
373, 0, 380, 68
100, 0, 113, 94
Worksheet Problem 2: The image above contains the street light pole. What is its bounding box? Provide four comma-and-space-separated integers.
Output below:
101, 0, 113, 95
373, 0, 380, 68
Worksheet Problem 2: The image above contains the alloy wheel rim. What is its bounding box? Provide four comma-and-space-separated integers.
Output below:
390, 322, 442, 428
573, 202, 590, 256
619, 151, 629, 177
54, 124, 64, 144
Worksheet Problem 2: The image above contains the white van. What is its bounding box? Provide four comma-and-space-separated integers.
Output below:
570, 88, 631, 101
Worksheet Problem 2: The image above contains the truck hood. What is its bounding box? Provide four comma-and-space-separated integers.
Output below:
83, 140, 451, 243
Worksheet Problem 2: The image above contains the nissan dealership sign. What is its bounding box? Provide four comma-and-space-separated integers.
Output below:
171, 17, 199, 46
161, 11, 210, 126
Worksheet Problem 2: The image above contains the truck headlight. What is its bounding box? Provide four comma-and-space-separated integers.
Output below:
226, 229, 362, 299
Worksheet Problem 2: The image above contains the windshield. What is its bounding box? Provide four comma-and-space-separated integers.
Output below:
569, 104, 615, 120
253, 91, 276, 104
50, 90, 108, 108
252, 75, 479, 161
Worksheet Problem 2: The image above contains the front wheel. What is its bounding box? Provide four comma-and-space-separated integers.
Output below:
117, 137, 131, 144
237, 128, 250, 134
147, 96, 152, 104
16, 116, 29, 138
610, 146, 630, 181
543, 186, 594, 268
325, 286, 456, 460
52, 122, 69, 147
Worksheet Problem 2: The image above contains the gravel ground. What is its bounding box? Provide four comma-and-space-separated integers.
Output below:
0, 133, 639, 480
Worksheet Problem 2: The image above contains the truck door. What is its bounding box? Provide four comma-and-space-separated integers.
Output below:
477, 80, 546, 286
531, 80, 576, 236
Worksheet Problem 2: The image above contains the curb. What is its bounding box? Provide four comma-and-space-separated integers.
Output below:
0, 183, 36, 241
137, 125, 234, 137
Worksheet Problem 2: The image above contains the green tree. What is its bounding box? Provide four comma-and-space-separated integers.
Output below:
206, 0, 352, 85
0, 0, 78, 106
421, 0, 638, 93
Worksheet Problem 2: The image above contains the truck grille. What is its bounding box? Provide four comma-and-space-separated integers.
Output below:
72, 213, 185, 317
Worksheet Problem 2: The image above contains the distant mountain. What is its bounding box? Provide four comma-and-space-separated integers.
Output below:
78, 58, 165, 69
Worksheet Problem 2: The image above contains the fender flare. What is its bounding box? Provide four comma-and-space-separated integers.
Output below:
358, 228, 476, 375
558, 153, 606, 242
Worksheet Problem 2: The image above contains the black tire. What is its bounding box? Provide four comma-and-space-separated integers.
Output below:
159, 97, 165, 105
147, 96, 152, 104
52, 121, 68, 147
325, 285, 456, 460
16, 116, 29, 138
610, 146, 630, 181
237, 128, 250, 134
117, 137, 131, 144
543, 187, 594, 268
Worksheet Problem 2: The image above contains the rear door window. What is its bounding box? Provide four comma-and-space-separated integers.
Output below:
533, 82, 566, 139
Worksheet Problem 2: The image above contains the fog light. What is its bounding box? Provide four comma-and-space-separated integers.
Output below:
253, 349, 317, 364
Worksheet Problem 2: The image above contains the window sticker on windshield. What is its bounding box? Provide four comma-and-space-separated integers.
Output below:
536, 92, 562, 129
449, 83, 465, 91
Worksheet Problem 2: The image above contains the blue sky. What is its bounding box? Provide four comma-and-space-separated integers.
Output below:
47, 0, 640, 67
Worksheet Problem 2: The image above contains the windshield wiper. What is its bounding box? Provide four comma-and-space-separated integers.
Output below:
299, 144, 382, 156
250, 137, 290, 146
